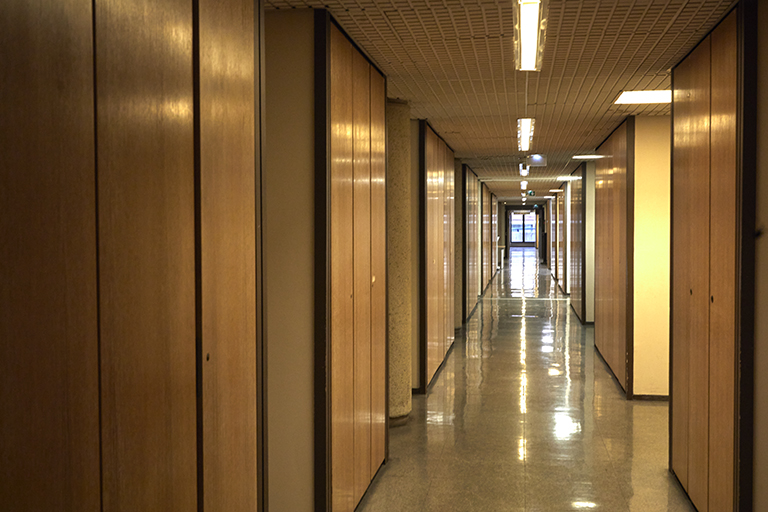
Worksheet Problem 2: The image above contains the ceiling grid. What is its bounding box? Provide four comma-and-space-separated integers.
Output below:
265, 0, 735, 201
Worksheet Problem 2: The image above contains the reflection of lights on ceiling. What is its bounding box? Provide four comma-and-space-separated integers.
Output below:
548, 368, 561, 376
614, 89, 671, 104
554, 413, 582, 440
571, 154, 606, 160
518, 438, 527, 461
542, 345, 554, 353
572, 502, 598, 509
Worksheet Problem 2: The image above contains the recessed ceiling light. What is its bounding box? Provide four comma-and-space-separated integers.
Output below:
515, 0, 548, 71
549, 189, 564, 192
556, 176, 582, 181
518, 118, 534, 152
520, 181, 528, 190
614, 90, 672, 104
571, 155, 606, 160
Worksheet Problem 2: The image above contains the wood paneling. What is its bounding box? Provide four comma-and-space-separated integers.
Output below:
352, 50, 372, 503
483, 184, 488, 287
199, 0, 258, 508
422, 123, 454, 388
671, 11, 741, 511
708, 12, 737, 511
96, 0, 197, 509
328, 22, 386, 510
370, 71, 387, 476
673, 37, 712, 511
491, 195, 498, 275
557, 191, 566, 288
550, 199, 557, 276
0, 1, 100, 509
595, 120, 629, 391
465, 167, 480, 317
571, 167, 585, 322
329, 24, 356, 512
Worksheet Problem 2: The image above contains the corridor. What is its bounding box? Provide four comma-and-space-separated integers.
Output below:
358, 247, 694, 511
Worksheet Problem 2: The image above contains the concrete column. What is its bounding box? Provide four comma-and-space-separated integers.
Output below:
386, 99, 414, 419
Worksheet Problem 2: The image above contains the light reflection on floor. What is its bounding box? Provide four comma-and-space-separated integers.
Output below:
358, 247, 694, 512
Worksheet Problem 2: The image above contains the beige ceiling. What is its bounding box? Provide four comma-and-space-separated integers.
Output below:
265, 0, 735, 203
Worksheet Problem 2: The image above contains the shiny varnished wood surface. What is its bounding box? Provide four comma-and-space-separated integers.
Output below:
352, 50, 372, 503
329, 25, 356, 512
595, 121, 628, 391
369, 71, 387, 476
571, 170, 585, 321
708, 11, 737, 511
482, 184, 492, 288
559, 192, 564, 285
465, 167, 480, 317
199, 0, 258, 508
678, 38, 712, 512
444, 145, 455, 358
423, 124, 455, 387
0, 1, 100, 509
329, 24, 387, 510
491, 195, 498, 276
96, 0, 197, 509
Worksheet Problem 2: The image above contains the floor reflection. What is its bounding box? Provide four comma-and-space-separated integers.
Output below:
358, 247, 693, 512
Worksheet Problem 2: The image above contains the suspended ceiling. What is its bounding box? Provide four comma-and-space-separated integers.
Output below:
265, 0, 736, 203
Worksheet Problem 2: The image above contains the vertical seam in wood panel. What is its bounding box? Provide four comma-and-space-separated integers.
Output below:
582, 163, 587, 324
255, 2, 267, 509
92, 0, 104, 508
417, 120, 427, 394
192, 0, 203, 509
669, 67, 676, 473
313, 9, 331, 511
707, 38, 713, 508
626, 116, 635, 400
736, 3, 756, 509
383, 74, 390, 462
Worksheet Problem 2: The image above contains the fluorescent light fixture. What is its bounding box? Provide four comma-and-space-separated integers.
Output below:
614, 90, 672, 104
571, 154, 606, 160
556, 176, 582, 181
549, 189, 564, 193
518, 118, 534, 151
514, 0, 549, 71
540, 195, 555, 199
520, 181, 528, 190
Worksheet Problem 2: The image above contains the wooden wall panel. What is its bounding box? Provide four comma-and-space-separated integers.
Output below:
443, 143, 453, 362
329, 25, 356, 512
679, 39, 712, 512
422, 124, 455, 387
0, 1, 100, 509
595, 121, 628, 391
465, 167, 480, 317
491, 195, 498, 275
482, 184, 491, 289
199, 0, 258, 508
557, 191, 565, 287
370, 71, 387, 476
550, 199, 557, 276
96, 0, 197, 509
352, 51, 372, 503
571, 168, 585, 322
708, 11, 737, 511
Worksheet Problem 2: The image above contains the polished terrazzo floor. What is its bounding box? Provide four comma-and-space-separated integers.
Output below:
358, 247, 695, 512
